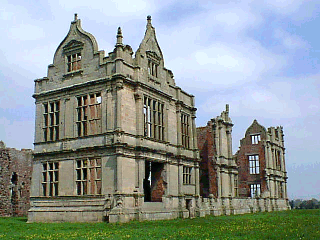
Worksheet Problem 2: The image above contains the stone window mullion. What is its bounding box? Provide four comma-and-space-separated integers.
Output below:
76, 158, 101, 196
181, 113, 190, 148
183, 166, 192, 185
43, 101, 60, 142
42, 162, 59, 196
77, 93, 101, 137
143, 96, 164, 141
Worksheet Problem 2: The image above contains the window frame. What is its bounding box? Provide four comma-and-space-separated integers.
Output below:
76, 92, 102, 137
250, 183, 261, 198
181, 113, 190, 149
251, 134, 261, 144
76, 158, 102, 196
43, 101, 60, 142
148, 59, 158, 77
143, 96, 164, 141
66, 52, 82, 72
42, 161, 59, 197
146, 50, 161, 78
183, 166, 192, 185
275, 150, 281, 170
249, 155, 260, 174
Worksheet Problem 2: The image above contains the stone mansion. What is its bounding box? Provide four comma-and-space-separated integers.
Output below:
27, 15, 290, 222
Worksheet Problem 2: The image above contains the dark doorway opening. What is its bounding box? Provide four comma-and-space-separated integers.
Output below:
10, 172, 19, 216
143, 161, 165, 202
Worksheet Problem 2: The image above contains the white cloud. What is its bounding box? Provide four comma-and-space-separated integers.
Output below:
166, 41, 286, 89
274, 28, 308, 50
210, 8, 262, 31
263, 0, 305, 15
199, 82, 301, 118
55, 0, 156, 17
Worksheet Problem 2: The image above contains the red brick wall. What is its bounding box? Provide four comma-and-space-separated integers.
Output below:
237, 121, 268, 197
197, 124, 218, 198
151, 162, 165, 202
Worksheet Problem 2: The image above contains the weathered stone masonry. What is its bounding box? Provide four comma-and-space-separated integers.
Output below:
0, 141, 32, 217
197, 111, 290, 215
28, 15, 199, 223
27, 15, 290, 223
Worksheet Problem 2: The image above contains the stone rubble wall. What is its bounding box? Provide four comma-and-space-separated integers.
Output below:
0, 143, 32, 217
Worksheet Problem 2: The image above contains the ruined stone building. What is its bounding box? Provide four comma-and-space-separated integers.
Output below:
28, 15, 199, 223
197, 105, 238, 199
236, 120, 288, 201
197, 111, 289, 214
28, 15, 290, 223
0, 141, 32, 216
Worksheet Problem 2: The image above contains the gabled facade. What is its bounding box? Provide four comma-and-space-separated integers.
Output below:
236, 120, 288, 202
28, 15, 290, 223
28, 15, 199, 223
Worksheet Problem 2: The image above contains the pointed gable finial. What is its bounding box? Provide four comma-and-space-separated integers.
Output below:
74, 13, 78, 21
147, 15, 152, 28
116, 27, 123, 45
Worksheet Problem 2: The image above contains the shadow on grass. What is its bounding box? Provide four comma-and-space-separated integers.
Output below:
14, 217, 28, 222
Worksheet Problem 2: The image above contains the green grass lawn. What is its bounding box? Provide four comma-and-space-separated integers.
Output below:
0, 210, 319, 239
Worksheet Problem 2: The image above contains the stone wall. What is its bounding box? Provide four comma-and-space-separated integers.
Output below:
198, 196, 290, 217
0, 141, 32, 216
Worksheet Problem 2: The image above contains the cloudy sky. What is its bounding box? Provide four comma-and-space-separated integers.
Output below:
0, 0, 319, 200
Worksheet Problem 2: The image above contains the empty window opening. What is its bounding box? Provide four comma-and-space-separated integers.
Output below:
251, 134, 261, 144
11, 172, 18, 185
278, 182, 283, 198
250, 184, 261, 198
76, 158, 102, 195
43, 101, 60, 141
67, 52, 82, 72
42, 162, 59, 196
77, 93, 102, 136
249, 155, 259, 174
276, 150, 281, 170
143, 161, 165, 202
181, 114, 190, 148
275, 129, 279, 139
148, 59, 158, 77
143, 97, 164, 140
10, 173, 19, 215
